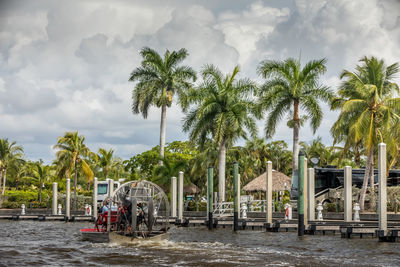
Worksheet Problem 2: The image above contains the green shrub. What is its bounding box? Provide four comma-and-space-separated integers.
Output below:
325, 203, 337, 212
187, 201, 206, 211
5, 191, 37, 202
2, 201, 21, 209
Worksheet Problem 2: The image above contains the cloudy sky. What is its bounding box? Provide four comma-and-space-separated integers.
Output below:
1, 0, 400, 162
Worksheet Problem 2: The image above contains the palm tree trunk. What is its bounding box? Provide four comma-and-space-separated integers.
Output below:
38, 178, 42, 203
218, 138, 226, 203
2, 168, 6, 195
159, 104, 167, 166
15, 175, 19, 190
74, 160, 78, 211
360, 147, 373, 211
292, 100, 300, 192
369, 150, 376, 210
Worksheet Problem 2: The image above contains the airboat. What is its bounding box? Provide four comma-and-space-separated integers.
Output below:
80, 180, 170, 244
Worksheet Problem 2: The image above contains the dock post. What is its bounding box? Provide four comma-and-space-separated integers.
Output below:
344, 166, 352, 222
378, 143, 387, 232
52, 182, 58, 215
233, 162, 239, 231
131, 194, 137, 238
303, 158, 308, 228
308, 168, 315, 221
107, 178, 112, 232
298, 151, 305, 236
266, 161, 273, 226
109, 179, 114, 197
66, 179, 71, 220
171, 177, 177, 217
237, 174, 241, 219
93, 177, 98, 219
207, 167, 214, 230
178, 171, 184, 223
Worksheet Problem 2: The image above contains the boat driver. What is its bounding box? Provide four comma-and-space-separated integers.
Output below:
101, 199, 109, 214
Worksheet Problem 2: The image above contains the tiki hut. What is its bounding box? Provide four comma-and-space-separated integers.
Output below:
243, 170, 291, 193
184, 183, 201, 194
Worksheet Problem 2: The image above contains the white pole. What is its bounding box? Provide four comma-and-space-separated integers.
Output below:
107, 178, 112, 232
237, 174, 241, 219
109, 179, 114, 197
266, 161, 272, 225
304, 158, 308, 227
378, 143, 387, 232
171, 177, 177, 217
93, 177, 98, 219
52, 182, 58, 215
344, 166, 352, 222
66, 179, 71, 219
178, 171, 184, 222
307, 168, 315, 221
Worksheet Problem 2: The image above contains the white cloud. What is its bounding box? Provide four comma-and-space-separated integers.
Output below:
0, 0, 399, 162
216, 1, 290, 66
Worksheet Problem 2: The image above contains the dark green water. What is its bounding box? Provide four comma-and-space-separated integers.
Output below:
0, 221, 399, 266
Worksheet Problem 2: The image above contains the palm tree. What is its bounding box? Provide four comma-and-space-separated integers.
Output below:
153, 157, 188, 189
0, 138, 24, 195
245, 137, 269, 175
53, 131, 94, 210
129, 47, 197, 165
257, 57, 332, 193
265, 140, 293, 175
183, 65, 258, 202
33, 161, 52, 203
8, 158, 27, 190
331, 56, 400, 210
97, 148, 114, 179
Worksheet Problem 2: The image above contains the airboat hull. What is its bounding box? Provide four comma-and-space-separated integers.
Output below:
80, 228, 169, 243
109, 231, 170, 244
80, 228, 110, 243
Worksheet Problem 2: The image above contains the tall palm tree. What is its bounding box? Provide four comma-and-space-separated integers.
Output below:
331, 56, 400, 210
257, 57, 332, 193
0, 138, 24, 195
97, 148, 114, 179
53, 131, 94, 210
129, 47, 197, 165
183, 65, 258, 202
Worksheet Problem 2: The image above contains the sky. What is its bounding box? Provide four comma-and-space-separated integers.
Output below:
0, 0, 400, 163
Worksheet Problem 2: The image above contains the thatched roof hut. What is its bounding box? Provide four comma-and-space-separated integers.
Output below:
184, 183, 201, 194
243, 170, 291, 192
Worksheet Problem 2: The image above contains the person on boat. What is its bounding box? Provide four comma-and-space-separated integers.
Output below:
137, 203, 145, 224
101, 199, 109, 214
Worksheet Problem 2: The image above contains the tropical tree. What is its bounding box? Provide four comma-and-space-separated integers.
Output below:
265, 140, 293, 175
33, 161, 52, 203
53, 131, 94, 210
257, 57, 333, 192
153, 157, 189, 189
330, 56, 400, 210
0, 138, 24, 195
245, 137, 269, 176
97, 148, 114, 179
8, 158, 27, 190
129, 47, 197, 165
183, 65, 258, 202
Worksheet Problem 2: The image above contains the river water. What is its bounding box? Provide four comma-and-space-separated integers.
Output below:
0, 221, 399, 266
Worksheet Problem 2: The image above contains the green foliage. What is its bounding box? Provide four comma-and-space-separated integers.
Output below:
325, 203, 337, 212
5, 190, 38, 202
187, 200, 206, 211
126, 141, 197, 183
2, 190, 51, 209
